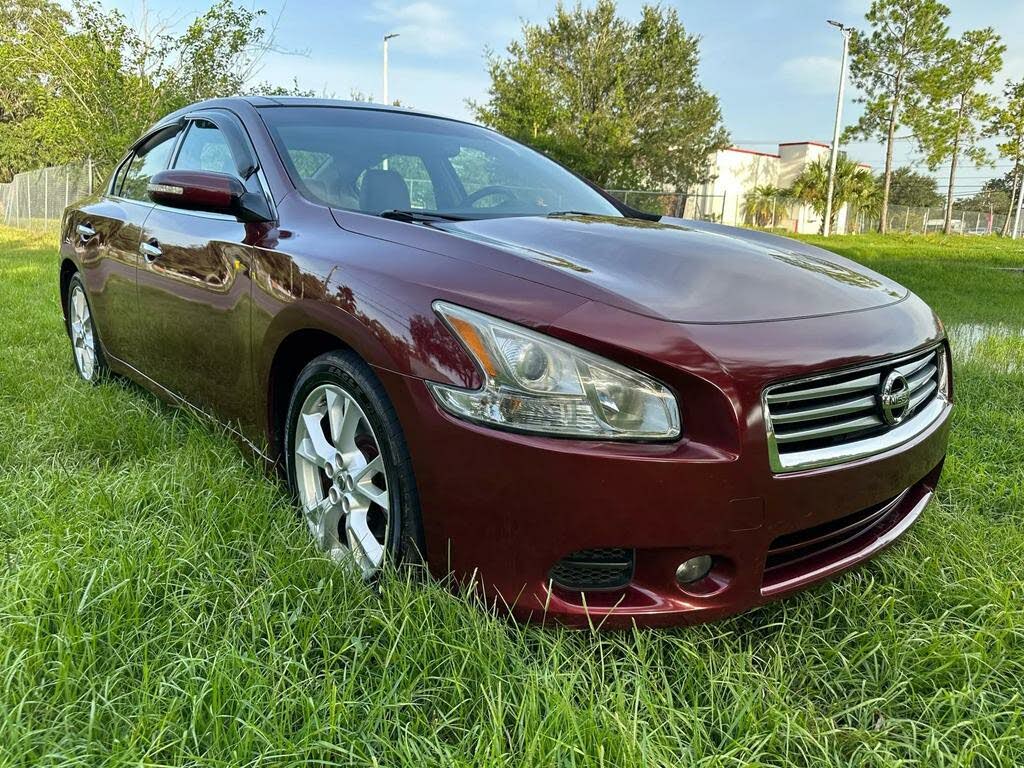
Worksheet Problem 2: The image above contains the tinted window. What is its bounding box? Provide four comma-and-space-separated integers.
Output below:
260, 106, 620, 218
121, 128, 179, 201
174, 119, 235, 174
355, 154, 436, 210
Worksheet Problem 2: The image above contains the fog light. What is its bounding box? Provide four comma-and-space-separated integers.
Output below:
676, 555, 713, 584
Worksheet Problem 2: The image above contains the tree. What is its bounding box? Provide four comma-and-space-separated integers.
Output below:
472, 0, 729, 190
0, 0, 305, 181
0, 0, 73, 179
845, 0, 950, 233
885, 166, 942, 207
953, 177, 1012, 215
909, 28, 1005, 234
788, 156, 879, 234
989, 79, 1024, 234
742, 185, 787, 227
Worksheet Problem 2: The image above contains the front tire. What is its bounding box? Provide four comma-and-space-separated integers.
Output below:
284, 350, 424, 578
66, 274, 108, 383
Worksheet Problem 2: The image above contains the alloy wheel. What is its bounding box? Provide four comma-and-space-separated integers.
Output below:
293, 383, 392, 577
69, 284, 97, 380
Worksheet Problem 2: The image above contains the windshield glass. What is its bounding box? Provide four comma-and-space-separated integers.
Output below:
259, 106, 622, 219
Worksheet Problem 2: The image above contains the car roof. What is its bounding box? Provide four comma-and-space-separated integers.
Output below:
152, 95, 476, 133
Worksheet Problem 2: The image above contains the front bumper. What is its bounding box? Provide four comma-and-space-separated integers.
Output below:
376, 296, 952, 628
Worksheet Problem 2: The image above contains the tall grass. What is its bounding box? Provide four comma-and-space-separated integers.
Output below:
1, 227, 1022, 765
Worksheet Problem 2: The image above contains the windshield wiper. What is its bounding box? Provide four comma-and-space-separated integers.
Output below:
546, 210, 606, 218
378, 209, 468, 223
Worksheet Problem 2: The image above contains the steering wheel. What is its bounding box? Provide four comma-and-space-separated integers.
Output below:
460, 185, 520, 208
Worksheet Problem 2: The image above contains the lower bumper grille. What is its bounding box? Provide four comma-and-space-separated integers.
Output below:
549, 547, 635, 591
764, 490, 907, 577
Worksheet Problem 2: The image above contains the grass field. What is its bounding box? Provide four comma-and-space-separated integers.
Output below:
1, 225, 1023, 766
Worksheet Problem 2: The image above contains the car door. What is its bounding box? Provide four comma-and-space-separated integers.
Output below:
67, 126, 180, 366
134, 112, 263, 431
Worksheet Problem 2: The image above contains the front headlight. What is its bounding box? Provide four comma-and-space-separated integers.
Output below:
427, 301, 681, 440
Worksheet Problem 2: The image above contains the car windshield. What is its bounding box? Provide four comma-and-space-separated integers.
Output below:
259, 106, 622, 220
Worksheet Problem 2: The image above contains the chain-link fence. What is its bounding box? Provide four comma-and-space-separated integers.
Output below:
0, 161, 98, 231
733, 195, 1014, 236
850, 204, 1014, 236
607, 190, 726, 220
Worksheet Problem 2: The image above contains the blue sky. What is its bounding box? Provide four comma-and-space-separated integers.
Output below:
103, 0, 1024, 196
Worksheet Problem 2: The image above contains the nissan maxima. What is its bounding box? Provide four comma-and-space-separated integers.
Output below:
59, 97, 952, 627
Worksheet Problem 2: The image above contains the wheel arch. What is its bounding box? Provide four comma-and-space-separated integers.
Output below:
260, 296, 478, 462
265, 326, 356, 463
59, 258, 78, 329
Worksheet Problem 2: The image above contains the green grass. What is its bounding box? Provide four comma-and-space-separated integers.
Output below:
1, 225, 1023, 766
798, 232, 1024, 327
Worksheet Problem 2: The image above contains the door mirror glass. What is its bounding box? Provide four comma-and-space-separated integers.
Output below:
147, 169, 272, 222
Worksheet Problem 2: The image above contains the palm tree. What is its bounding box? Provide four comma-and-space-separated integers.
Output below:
742, 185, 787, 227
787, 156, 880, 234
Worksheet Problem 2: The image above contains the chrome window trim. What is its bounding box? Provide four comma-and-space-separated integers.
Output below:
763, 345, 950, 473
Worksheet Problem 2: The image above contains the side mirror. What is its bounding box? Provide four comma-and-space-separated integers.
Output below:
147, 169, 273, 223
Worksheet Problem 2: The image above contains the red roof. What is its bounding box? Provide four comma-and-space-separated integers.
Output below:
778, 140, 831, 149
725, 146, 780, 158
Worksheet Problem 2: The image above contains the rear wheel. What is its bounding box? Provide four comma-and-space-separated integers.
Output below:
284, 350, 423, 577
66, 274, 107, 383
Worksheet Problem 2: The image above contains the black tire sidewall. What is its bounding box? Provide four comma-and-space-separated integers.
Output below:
284, 350, 424, 569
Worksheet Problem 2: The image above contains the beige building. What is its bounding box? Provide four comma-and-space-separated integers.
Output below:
692, 141, 871, 234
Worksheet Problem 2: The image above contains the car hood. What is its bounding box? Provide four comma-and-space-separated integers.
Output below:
429, 215, 908, 324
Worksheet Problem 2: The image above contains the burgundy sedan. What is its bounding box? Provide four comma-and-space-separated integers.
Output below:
59, 97, 952, 627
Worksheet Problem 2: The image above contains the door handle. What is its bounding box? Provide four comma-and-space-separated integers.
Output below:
140, 239, 162, 262
76, 222, 96, 242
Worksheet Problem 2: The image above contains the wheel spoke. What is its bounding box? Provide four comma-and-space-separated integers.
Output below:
346, 509, 384, 568
355, 480, 389, 512
335, 397, 361, 451
300, 412, 335, 467
352, 454, 383, 485
308, 496, 342, 549
294, 437, 318, 465
324, 388, 347, 445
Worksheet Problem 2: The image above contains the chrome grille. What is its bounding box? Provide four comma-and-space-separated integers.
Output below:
764, 347, 948, 472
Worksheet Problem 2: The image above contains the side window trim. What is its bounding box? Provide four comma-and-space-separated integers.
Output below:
108, 152, 134, 196
176, 109, 277, 216
168, 121, 195, 170
111, 123, 184, 203
180, 110, 258, 180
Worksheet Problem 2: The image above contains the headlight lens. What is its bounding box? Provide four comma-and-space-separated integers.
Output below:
427, 302, 681, 440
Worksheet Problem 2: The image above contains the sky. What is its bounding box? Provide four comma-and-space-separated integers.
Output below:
101, 0, 1024, 198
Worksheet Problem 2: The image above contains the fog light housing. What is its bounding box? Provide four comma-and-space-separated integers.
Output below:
675, 555, 713, 584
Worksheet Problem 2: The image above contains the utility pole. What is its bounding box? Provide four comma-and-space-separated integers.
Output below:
382, 33, 399, 106
1014, 177, 1024, 238
823, 19, 852, 237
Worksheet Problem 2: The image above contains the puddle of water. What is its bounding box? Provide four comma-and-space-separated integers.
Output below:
947, 323, 1024, 373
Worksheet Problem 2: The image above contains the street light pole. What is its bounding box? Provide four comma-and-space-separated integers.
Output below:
383, 33, 399, 105
823, 19, 852, 237
1014, 168, 1024, 238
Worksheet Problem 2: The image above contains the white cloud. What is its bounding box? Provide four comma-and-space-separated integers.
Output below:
367, 1, 470, 56
778, 55, 842, 95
